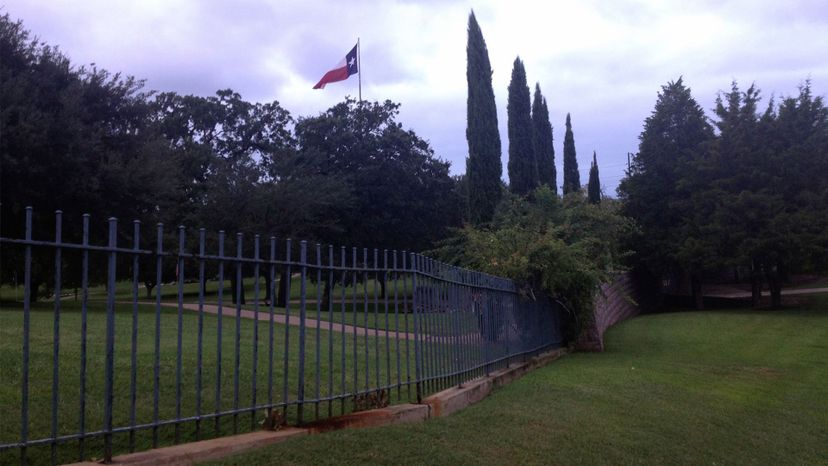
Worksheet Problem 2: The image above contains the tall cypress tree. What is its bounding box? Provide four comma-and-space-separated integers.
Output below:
532, 83, 556, 192
507, 57, 537, 195
587, 151, 601, 204
562, 113, 580, 194
465, 11, 502, 224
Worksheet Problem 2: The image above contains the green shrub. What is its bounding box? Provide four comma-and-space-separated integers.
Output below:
432, 187, 637, 339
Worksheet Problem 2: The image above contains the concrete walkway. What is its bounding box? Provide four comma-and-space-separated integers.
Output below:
704, 287, 828, 299
148, 301, 420, 341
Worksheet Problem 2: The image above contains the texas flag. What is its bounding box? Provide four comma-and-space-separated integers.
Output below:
313, 43, 359, 89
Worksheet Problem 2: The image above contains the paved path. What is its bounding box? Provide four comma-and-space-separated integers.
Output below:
146, 301, 420, 341
704, 287, 828, 299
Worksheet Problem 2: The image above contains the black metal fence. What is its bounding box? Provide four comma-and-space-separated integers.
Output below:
0, 207, 563, 465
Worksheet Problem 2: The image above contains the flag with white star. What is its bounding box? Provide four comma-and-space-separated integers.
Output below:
313, 43, 359, 89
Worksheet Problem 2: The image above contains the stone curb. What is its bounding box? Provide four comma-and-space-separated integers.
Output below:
65, 429, 309, 466
423, 348, 567, 418
65, 347, 566, 465
304, 403, 429, 433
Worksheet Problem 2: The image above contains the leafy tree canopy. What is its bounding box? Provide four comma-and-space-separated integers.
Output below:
295, 98, 462, 252
433, 187, 637, 336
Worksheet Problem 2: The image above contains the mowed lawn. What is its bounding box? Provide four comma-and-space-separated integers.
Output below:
0, 300, 418, 465
212, 295, 828, 465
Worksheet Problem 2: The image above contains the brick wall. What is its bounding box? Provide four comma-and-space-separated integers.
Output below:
576, 272, 639, 351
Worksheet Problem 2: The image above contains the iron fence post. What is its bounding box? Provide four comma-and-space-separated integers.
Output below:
79, 214, 91, 460
175, 226, 186, 442
363, 248, 370, 392
482, 272, 490, 377
215, 230, 225, 436
315, 243, 322, 420
20, 207, 32, 465
267, 236, 276, 417
327, 244, 335, 417
392, 250, 402, 399
196, 228, 206, 440
281, 239, 292, 420
297, 241, 308, 424
340, 246, 347, 415
103, 217, 118, 463
409, 252, 422, 403
128, 220, 140, 451
401, 252, 412, 401
252, 235, 260, 430
351, 247, 358, 404
233, 233, 243, 433
373, 248, 380, 394
152, 223, 164, 448
50, 210, 62, 465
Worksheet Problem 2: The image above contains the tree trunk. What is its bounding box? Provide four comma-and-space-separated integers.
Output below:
691, 271, 704, 310
750, 261, 762, 308
264, 272, 273, 304
231, 274, 246, 305
322, 278, 332, 310
765, 265, 783, 308
770, 283, 782, 308
750, 274, 762, 308
30, 279, 42, 302
276, 269, 289, 307
145, 281, 155, 299
378, 272, 387, 299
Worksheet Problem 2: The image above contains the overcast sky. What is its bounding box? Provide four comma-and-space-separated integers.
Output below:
6, 0, 828, 193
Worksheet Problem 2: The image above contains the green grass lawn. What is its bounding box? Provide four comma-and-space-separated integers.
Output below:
0, 272, 472, 337
210, 296, 828, 465
0, 276, 412, 306
0, 300, 422, 465
228, 300, 480, 338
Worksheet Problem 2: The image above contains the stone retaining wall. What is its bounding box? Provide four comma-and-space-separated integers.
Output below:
576, 272, 639, 351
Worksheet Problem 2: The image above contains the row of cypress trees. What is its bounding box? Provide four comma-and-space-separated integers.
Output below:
465, 11, 602, 224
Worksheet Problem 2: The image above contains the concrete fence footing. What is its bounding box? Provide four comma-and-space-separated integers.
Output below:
65, 348, 566, 466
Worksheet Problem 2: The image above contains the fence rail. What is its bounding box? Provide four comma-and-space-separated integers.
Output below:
0, 207, 563, 465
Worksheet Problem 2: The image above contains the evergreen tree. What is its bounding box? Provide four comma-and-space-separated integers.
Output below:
587, 151, 601, 204
465, 11, 502, 224
705, 81, 828, 308
562, 113, 580, 194
617, 78, 714, 308
702, 82, 766, 306
507, 57, 537, 195
532, 83, 556, 192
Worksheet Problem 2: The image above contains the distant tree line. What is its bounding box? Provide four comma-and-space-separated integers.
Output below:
458, 10, 825, 327
0, 14, 462, 301
618, 78, 828, 308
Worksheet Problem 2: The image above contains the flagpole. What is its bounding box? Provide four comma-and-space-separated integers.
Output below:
357, 37, 362, 103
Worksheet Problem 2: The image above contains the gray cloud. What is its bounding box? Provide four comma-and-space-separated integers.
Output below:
5, 0, 827, 194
